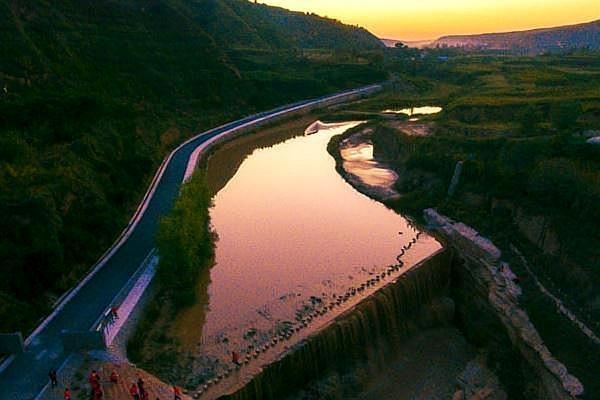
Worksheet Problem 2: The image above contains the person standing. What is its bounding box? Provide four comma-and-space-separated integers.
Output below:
91, 379, 103, 399
88, 370, 100, 398
137, 377, 148, 400
63, 388, 71, 400
173, 385, 182, 400
110, 305, 119, 323
88, 370, 100, 385
232, 351, 240, 366
130, 383, 140, 400
49, 369, 58, 388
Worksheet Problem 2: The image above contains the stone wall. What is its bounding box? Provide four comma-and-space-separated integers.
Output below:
424, 208, 584, 400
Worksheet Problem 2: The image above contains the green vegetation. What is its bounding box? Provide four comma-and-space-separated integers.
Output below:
0, 0, 384, 334
156, 174, 213, 307
2, 2, 597, 394
127, 172, 213, 379
333, 51, 600, 398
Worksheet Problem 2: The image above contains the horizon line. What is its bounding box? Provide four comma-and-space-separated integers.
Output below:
377, 17, 599, 43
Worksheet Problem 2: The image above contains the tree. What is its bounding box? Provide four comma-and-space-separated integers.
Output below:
551, 101, 582, 131
155, 174, 213, 307
518, 105, 542, 135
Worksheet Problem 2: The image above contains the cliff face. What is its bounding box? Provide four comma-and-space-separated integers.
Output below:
424, 209, 584, 400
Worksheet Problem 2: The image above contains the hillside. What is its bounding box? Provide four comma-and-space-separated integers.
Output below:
431, 19, 600, 54
0, 0, 384, 334
188, 0, 383, 51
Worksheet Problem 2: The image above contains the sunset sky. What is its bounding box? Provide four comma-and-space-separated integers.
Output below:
261, 0, 599, 40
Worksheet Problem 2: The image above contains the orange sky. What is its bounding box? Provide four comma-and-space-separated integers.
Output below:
261, 0, 599, 40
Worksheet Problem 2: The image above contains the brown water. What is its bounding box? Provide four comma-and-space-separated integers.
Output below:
170, 118, 442, 395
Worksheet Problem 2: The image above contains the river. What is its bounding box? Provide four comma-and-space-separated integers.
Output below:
169, 116, 442, 392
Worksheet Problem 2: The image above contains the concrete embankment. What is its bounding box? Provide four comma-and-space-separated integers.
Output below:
217, 249, 452, 400
424, 208, 584, 400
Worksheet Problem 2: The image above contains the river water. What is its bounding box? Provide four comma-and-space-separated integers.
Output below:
382, 106, 442, 116
170, 117, 442, 391
339, 126, 399, 199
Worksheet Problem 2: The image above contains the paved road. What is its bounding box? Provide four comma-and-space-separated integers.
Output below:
0, 85, 380, 399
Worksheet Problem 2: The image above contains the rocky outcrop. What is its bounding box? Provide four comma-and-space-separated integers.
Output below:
456, 357, 508, 400
424, 208, 584, 400
447, 161, 464, 197
586, 136, 600, 145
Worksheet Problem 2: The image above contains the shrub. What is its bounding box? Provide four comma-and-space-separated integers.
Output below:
155, 174, 214, 307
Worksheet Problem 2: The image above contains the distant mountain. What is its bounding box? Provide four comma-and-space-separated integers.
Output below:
430, 20, 600, 54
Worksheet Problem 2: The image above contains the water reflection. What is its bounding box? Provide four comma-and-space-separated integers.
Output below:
382, 106, 442, 116
340, 139, 398, 194
170, 118, 441, 385
205, 121, 419, 335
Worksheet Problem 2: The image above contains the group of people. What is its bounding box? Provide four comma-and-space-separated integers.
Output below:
49, 366, 184, 400
49, 367, 118, 399
128, 377, 147, 400
130, 377, 177, 400
129, 377, 183, 400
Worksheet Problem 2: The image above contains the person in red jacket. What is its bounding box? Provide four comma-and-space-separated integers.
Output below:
130, 382, 140, 400
110, 370, 119, 383
63, 388, 72, 400
92, 379, 103, 399
173, 385, 182, 400
232, 351, 240, 366
88, 370, 100, 385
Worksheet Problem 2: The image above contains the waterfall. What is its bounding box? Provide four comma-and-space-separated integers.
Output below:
217, 250, 451, 400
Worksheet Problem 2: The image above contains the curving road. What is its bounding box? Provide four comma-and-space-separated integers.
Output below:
0, 85, 381, 399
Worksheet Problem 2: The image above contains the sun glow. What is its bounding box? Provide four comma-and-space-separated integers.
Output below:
260, 0, 600, 40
